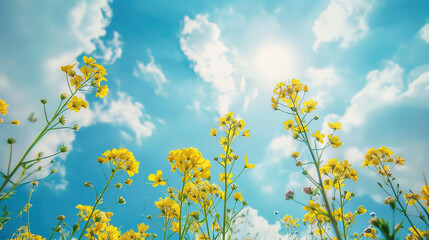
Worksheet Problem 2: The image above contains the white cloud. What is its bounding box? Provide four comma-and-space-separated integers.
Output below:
134, 51, 168, 95
120, 130, 133, 142
306, 66, 341, 87
93, 31, 123, 64
243, 88, 259, 111
339, 61, 404, 131
229, 207, 283, 240
94, 91, 156, 145
253, 135, 299, 180
418, 22, 429, 43
312, 0, 374, 51
403, 70, 429, 99
186, 100, 201, 113
180, 14, 237, 115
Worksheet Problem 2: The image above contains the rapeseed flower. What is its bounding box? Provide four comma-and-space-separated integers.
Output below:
148, 170, 166, 187
0, 99, 8, 115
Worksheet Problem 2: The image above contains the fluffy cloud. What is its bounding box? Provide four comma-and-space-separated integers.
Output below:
230, 207, 283, 239
312, 0, 374, 51
180, 14, 237, 114
134, 51, 168, 95
94, 91, 156, 145
93, 31, 124, 65
418, 22, 429, 43
339, 61, 404, 131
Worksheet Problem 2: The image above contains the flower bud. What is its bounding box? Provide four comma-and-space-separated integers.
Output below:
296, 161, 302, 167
383, 196, 396, 209
40, 99, 48, 104
115, 183, 122, 189
84, 181, 91, 187
57, 215, 66, 221
214, 156, 219, 161
285, 190, 294, 200
146, 215, 152, 220
302, 186, 313, 195
73, 124, 79, 131
31, 181, 39, 187
51, 168, 58, 174
291, 152, 300, 159
314, 115, 319, 120
11, 120, 20, 125
72, 224, 79, 233
60, 93, 69, 100
7, 137, 16, 144
231, 184, 238, 190
152, 234, 158, 239
227, 209, 231, 213
118, 196, 126, 204
60, 145, 68, 153
58, 115, 66, 125
242, 201, 248, 206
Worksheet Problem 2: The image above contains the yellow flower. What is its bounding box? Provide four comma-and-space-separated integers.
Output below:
283, 119, 294, 130
328, 134, 343, 148
137, 223, 149, 233
304, 200, 320, 216
0, 99, 9, 115
219, 173, 233, 183
171, 222, 180, 233
80, 65, 92, 79
83, 56, 96, 66
312, 130, 325, 143
403, 193, 420, 205
67, 96, 88, 112
124, 178, 133, 185
233, 192, 243, 201
271, 97, 278, 109
357, 206, 367, 215
302, 99, 317, 113
210, 128, 217, 136
96, 85, 109, 98
11, 120, 20, 125
244, 154, 255, 169
292, 152, 300, 158
148, 170, 166, 187
328, 122, 342, 130
70, 75, 84, 90
242, 129, 250, 137
61, 63, 76, 73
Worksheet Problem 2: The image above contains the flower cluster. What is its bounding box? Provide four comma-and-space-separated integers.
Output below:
97, 148, 139, 177
166, 147, 211, 181
61, 56, 109, 113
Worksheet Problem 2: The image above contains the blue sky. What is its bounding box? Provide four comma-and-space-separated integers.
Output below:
1, 0, 429, 239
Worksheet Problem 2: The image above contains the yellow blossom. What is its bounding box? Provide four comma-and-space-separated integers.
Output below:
328, 134, 343, 148
302, 99, 317, 113
0, 99, 8, 115
233, 192, 243, 201
210, 128, 217, 136
244, 154, 255, 169
148, 170, 166, 187
219, 173, 233, 184
11, 120, 20, 125
328, 122, 342, 130
124, 178, 133, 185
312, 130, 325, 143
96, 85, 109, 98
67, 96, 88, 112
